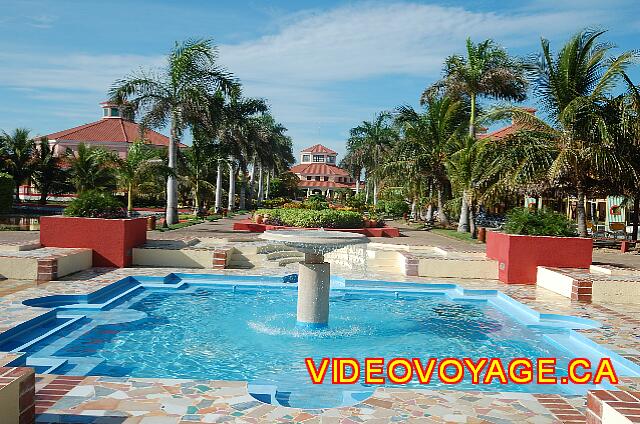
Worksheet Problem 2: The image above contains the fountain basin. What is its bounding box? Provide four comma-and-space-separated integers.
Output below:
259, 229, 368, 255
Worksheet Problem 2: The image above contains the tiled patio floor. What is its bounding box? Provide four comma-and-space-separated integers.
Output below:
2, 266, 640, 423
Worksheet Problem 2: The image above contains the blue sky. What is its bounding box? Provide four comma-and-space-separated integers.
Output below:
0, 0, 639, 160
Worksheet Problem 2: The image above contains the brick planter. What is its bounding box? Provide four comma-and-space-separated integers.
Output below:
40, 216, 147, 267
486, 231, 592, 284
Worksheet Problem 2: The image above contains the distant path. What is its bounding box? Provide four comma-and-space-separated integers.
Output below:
373, 221, 485, 252
0, 231, 39, 245
150, 214, 258, 241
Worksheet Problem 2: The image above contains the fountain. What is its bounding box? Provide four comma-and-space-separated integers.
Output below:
259, 229, 369, 328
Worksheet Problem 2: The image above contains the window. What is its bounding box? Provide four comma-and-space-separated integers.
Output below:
324, 176, 329, 181
306, 176, 312, 180
326, 155, 335, 164
103, 108, 109, 117
110, 108, 120, 117
315, 176, 321, 181
313, 155, 324, 162
302, 154, 310, 162
337, 177, 342, 182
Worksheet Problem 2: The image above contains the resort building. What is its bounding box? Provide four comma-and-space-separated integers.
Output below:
289, 144, 359, 197
43, 102, 177, 158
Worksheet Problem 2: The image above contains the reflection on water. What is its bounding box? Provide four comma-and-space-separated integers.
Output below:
0, 215, 40, 231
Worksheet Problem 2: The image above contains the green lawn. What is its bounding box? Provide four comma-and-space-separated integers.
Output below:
430, 228, 481, 244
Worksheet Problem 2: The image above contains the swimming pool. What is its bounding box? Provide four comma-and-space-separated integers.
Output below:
4, 273, 638, 409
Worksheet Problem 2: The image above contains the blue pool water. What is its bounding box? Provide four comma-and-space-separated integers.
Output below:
5, 274, 639, 409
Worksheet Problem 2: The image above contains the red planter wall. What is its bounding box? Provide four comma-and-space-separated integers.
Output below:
486, 231, 592, 284
40, 216, 147, 267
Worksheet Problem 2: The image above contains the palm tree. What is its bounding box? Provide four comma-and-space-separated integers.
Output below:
109, 39, 236, 224
66, 144, 117, 194
347, 113, 398, 205
491, 29, 637, 236
424, 38, 527, 232
116, 140, 168, 214
32, 137, 69, 204
424, 37, 527, 137
0, 128, 36, 201
217, 94, 269, 209
339, 151, 364, 196
390, 96, 467, 225
253, 114, 294, 204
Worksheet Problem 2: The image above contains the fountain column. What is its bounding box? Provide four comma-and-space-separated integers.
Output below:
296, 252, 330, 328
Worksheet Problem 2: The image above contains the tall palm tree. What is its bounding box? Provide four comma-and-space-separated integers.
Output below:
116, 140, 168, 214
347, 113, 398, 205
424, 37, 527, 137
32, 137, 69, 204
424, 38, 527, 232
0, 128, 36, 201
390, 96, 467, 225
109, 39, 236, 224
217, 94, 269, 209
491, 29, 637, 236
339, 151, 363, 196
67, 144, 117, 194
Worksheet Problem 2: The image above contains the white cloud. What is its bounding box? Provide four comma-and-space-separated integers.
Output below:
0, 1, 635, 154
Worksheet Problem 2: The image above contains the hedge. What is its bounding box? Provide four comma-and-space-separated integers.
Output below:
0, 173, 12, 213
256, 208, 364, 229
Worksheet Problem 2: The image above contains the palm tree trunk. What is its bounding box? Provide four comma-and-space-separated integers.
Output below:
194, 177, 201, 215
469, 198, 477, 238
437, 187, 448, 225
228, 162, 236, 211
631, 195, 640, 241
373, 179, 378, 206
214, 160, 223, 211
257, 164, 264, 206
127, 182, 134, 215
469, 92, 476, 137
457, 190, 470, 232
239, 173, 247, 210
411, 197, 417, 220
14, 182, 20, 202
166, 112, 180, 225
39, 189, 47, 205
576, 186, 588, 237
364, 171, 370, 204
265, 169, 270, 200
248, 159, 256, 202
426, 204, 434, 222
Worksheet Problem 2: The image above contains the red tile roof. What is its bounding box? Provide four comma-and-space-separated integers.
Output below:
479, 107, 537, 141
301, 144, 337, 154
298, 180, 355, 188
45, 118, 181, 147
290, 163, 350, 176
478, 124, 519, 140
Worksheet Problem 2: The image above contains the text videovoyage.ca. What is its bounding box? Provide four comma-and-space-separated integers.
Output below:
305, 357, 619, 385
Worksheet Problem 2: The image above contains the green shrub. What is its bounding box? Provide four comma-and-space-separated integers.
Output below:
344, 193, 367, 211
64, 190, 127, 218
257, 208, 364, 229
504, 207, 577, 237
0, 173, 13, 213
384, 199, 410, 217
262, 197, 289, 209
303, 195, 329, 210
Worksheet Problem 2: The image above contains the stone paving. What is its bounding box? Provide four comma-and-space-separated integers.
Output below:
0, 266, 639, 422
